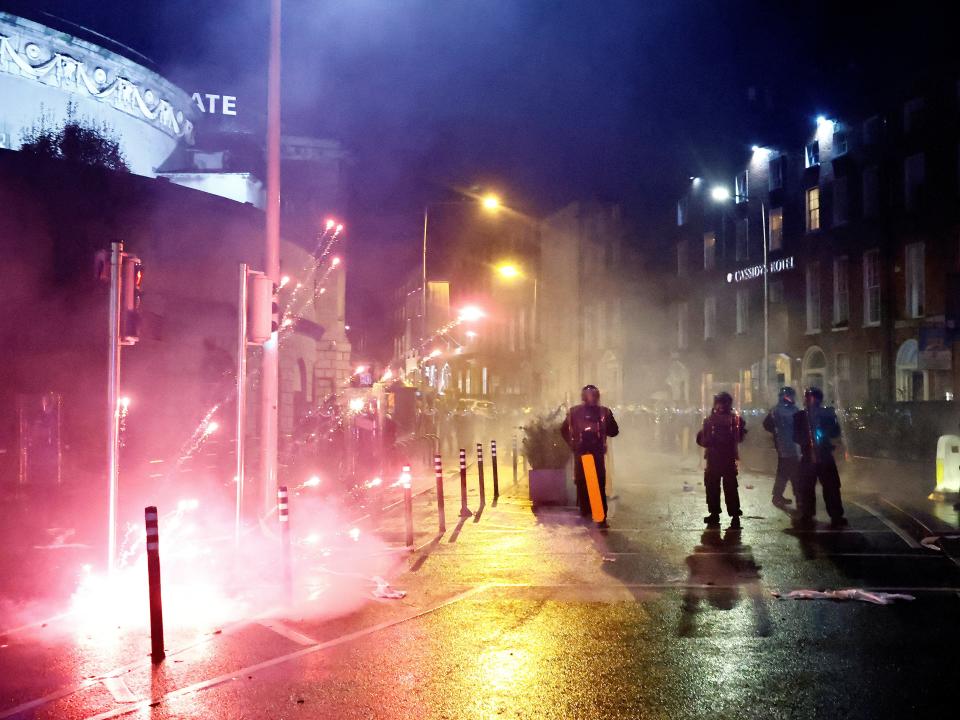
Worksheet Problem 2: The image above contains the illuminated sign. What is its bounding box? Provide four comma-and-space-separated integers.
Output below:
726, 256, 795, 283
191, 92, 237, 116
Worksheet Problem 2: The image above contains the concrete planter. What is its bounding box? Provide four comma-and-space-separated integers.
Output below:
529, 468, 568, 505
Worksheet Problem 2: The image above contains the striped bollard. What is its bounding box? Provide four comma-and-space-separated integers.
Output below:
491, 440, 500, 499
402, 464, 414, 547
278, 485, 292, 600
434, 453, 446, 533
458, 449, 472, 517
144, 506, 165, 661
476, 442, 486, 506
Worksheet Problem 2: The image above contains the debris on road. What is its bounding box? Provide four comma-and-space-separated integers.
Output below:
682, 482, 694, 492
744, 484, 755, 490
372, 577, 406, 599
772, 589, 915, 605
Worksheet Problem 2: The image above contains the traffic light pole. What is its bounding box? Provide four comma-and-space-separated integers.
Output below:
107, 241, 123, 574
235, 264, 249, 548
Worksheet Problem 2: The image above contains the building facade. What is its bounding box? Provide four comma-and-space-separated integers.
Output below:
669, 80, 960, 410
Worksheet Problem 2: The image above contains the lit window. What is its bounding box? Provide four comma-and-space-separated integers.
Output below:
833, 177, 849, 225
735, 219, 749, 261
704, 296, 716, 340
768, 207, 783, 250
703, 232, 716, 270
833, 130, 848, 156
735, 171, 748, 202
863, 250, 881, 326
833, 256, 849, 326
862, 165, 879, 218
805, 187, 820, 232
905, 242, 925, 318
805, 141, 820, 168
904, 153, 925, 210
481, 367, 488, 395
736, 288, 749, 335
806, 261, 821, 333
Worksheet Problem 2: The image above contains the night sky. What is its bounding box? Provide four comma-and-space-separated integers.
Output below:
3, 0, 956, 355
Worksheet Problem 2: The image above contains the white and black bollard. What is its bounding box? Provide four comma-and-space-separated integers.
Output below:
144, 506, 165, 662
458, 449, 472, 518
491, 440, 500, 499
278, 485, 292, 601
402, 464, 414, 547
476, 442, 486, 506
434, 453, 446, 533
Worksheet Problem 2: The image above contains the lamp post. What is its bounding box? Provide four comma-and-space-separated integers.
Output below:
711, 185, 769, 403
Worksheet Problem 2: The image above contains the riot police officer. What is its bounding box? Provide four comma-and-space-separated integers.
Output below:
793, 387, 847, 527
762, 386, 800, 508
696, 392, 747, 528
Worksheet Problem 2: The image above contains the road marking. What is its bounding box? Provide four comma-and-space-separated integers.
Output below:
81, 584, 493, 720
101, 678, 138, 703
256, 620, 316, 646
852, 501, 922, 548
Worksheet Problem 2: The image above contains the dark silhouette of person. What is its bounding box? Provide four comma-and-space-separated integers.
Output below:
793, 386, 846, 527
696, 392, 747, 528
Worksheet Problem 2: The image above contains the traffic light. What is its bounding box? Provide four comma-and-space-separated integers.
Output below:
120, 256, 143, 345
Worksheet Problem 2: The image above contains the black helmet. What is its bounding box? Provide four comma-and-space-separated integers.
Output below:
779, 386, 797, 403
713, 391, 734, 408
804, 386, 824, 402
581, 384, 600, 403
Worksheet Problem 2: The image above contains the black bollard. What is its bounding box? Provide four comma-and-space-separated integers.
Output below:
458, 449, 472, 518
402, 464, 414, 547
278, 485, 292, 601
434, 453, 446, 533
491, 440, 500, 498
144, 506, 165, 662
476, 442, 486, 506
512, 435, 518, 485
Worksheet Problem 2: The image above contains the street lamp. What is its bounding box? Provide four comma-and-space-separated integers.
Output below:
710, 183, 770, 404
493, 261, 539, 347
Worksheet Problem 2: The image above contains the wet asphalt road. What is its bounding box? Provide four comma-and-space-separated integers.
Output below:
2, 452, 960, 719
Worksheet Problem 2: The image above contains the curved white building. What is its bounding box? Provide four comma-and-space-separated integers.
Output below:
0, 11, 196, 176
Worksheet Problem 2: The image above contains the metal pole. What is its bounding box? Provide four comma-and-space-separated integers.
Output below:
761, 198, 769, 404
458, 448, 471, 517
402, 464, 414, 547
145, 506, 164, 661
421, 206, 429, 348
434, 453, 446, 533
491, 439, 499, 499
476, 442, 486, 506
235, 264, 248, 548
107, 241, 123, 574
261, 0, 282, 515
278, 485, 291, 601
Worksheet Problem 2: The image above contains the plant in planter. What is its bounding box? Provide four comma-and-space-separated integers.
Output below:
523, 407, 571, 505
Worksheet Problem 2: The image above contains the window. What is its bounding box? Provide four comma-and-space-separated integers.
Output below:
833, 130, 848, 156
904, 97, 924, 134
677, 302, 688, 350
768, 207, 783, 250
677, 240, 687, 276
805, 140, 820, 168
905, 242, 925, 318
836, 353, 850, 381
833, 256, 849, 326
735, 219, 749, 261
862, 165, 879, 218
904, 153, 925, 210
863, 115, 882, 145
768, 155, 784, 190
703, 232, 716, 270
805, 187, 820, 232
735, 171, 748, 202
769, 279, 784, 304
867, 350, 883, 401
677, 196, 688, 226
833, 177, 849, 226
863, 249, 881, 326
736, 288, 749, 334
704, 295, 716, 340
481, 367, 488, 395
806, 261, 821, 333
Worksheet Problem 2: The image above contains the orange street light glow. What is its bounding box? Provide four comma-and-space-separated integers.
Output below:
458, 305, 485, 322
482, 193, 501, 212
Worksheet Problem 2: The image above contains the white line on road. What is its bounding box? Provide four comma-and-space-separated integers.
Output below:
256, 620, 316, 646
852, 501, 922, 549
101, 678, 138, 703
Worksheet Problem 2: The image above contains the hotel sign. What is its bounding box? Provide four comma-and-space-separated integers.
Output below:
726, 256, 795, 283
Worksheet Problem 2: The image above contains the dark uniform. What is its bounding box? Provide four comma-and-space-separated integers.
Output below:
561, 389, 619, 522
793, 388, 845, 525
762, 387, 800, 506
696, 393, 747, 527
